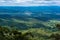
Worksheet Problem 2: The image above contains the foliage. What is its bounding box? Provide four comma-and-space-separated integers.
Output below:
0, 26, 60, 40
0, 26, 34, 40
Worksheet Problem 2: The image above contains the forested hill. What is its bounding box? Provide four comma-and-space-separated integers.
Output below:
0, 6, 60, 13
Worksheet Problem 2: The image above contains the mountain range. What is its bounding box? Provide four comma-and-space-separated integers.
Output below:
0, 6, 60, 30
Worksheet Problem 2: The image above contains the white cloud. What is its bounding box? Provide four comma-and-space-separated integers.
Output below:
0, 0, 60, 6
25, 12, 32, 16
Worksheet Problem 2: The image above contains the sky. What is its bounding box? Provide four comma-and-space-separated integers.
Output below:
0, 0, 60, 6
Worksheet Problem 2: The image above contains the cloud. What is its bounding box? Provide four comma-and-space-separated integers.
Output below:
0, 0, 60, 6
24, 12, 32, 16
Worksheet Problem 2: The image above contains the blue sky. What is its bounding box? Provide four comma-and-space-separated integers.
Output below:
0, 0, 60, 6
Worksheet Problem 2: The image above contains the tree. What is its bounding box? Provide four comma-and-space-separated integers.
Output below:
50, 33, 60, 40
55, 24, 60, 30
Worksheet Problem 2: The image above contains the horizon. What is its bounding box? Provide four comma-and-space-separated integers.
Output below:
0, 5, 60, 7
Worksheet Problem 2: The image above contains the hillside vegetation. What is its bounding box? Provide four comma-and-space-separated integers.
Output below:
0, 20, 60, 40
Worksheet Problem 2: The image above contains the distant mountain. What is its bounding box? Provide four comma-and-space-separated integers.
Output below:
0, 6, 60, 29
0, 6, 60, 13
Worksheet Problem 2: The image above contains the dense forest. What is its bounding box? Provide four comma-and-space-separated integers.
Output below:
0, 23, 60, 40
